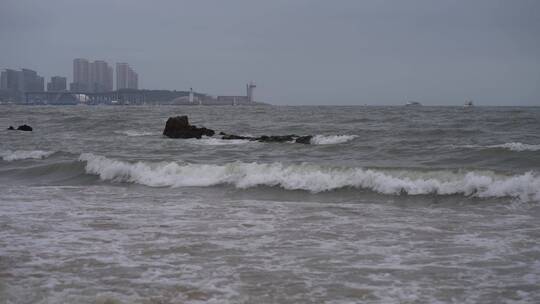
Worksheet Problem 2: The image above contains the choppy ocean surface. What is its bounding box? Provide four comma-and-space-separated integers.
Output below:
1, 105, 540, 303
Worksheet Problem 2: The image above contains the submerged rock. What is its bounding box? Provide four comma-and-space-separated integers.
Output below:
163, 116, 215, 139
16, 125, 32, 131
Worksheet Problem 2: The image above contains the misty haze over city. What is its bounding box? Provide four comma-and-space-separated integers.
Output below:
1, 0, 538, 105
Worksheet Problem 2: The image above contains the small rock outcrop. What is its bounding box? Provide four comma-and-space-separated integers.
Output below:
258, 135, 297, 143
7, 126, 15, 130
163, 116, 215, 139
219, 132, 253, 140
294, 136, 313, 144
16, 125, 32, 131
164, 116, 313, 144
218, 132, 312, 143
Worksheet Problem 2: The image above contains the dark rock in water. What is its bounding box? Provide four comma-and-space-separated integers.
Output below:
16, 125, 32, 131
220, 133, 255, 141
198, 127, 215, 137
164, 115, 313, 144
220, 133, 305, 143
258, 135, 297, 143
295, 135, 313, 144
163, 116, 215, 139
7, 126, 15, 130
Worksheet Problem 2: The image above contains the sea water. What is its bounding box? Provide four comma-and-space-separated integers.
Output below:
1, 105, 539, 303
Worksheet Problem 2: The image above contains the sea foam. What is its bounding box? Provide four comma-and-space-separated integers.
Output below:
459, 142, 540, 152
79, 153, 540, 201
488, 142, 540, 152
114, 130, 158, 137
310, 135, 357, 145
0, 150, 54, 161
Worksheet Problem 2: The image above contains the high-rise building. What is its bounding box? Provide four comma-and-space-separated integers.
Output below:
116, 63, 138, 90
71, 58, 89, 92
107, 66, 114, 91
1, 68, 44, 102
71, 58, 113, 92
1, 69, 20, 91
19, 69, 44, 92
1, 69, 21, 102
127, 69, 138, 90
116, 63, 128, 90
89, 60, 113, 92
47, 76, 67, 91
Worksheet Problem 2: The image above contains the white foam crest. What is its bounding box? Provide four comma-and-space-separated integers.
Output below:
79, 153, 540, 201
185, 137, 252, 146
489, 142, 540, 152
310, 135, 357, 145
0, 150, 54, 161
114, 130, 158, 137
457, 142, 540, 152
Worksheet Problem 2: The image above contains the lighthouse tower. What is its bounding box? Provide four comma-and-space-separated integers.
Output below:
246, 82, 256, 103
189, 88, 194, 103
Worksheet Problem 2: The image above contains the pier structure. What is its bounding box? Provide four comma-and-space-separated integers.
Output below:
25, 90, 146, 105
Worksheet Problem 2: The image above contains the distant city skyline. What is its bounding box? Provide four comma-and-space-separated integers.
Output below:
1, 0, 539, 105
1, 57, 138, 92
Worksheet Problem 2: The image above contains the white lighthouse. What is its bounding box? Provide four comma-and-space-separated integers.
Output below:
246, 82, 256, 103
189, 88, 194, 103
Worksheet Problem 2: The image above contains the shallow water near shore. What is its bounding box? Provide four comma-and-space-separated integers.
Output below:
1, 105, 540, 303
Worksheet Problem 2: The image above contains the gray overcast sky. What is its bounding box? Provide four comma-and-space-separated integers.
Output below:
1, 0, 539, 105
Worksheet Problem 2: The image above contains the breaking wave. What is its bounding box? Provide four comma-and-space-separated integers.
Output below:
0, 150, 55, 161
79, 153, 540, 201
310, 135, 357, 145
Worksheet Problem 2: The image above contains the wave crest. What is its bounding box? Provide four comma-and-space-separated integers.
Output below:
458, 142, 540, 152
79, 153, 540, 201
0, 150, 54, 161
489, 142, 540, 152
310, 135, 357, 145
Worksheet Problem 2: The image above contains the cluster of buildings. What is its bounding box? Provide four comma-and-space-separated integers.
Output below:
71, 59, 138, 92
0, 68, 46, 102
0, 58, 138, 103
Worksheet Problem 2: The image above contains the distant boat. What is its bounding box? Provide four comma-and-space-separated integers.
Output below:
464, 100, 474, 107
405, 101, 422, 106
